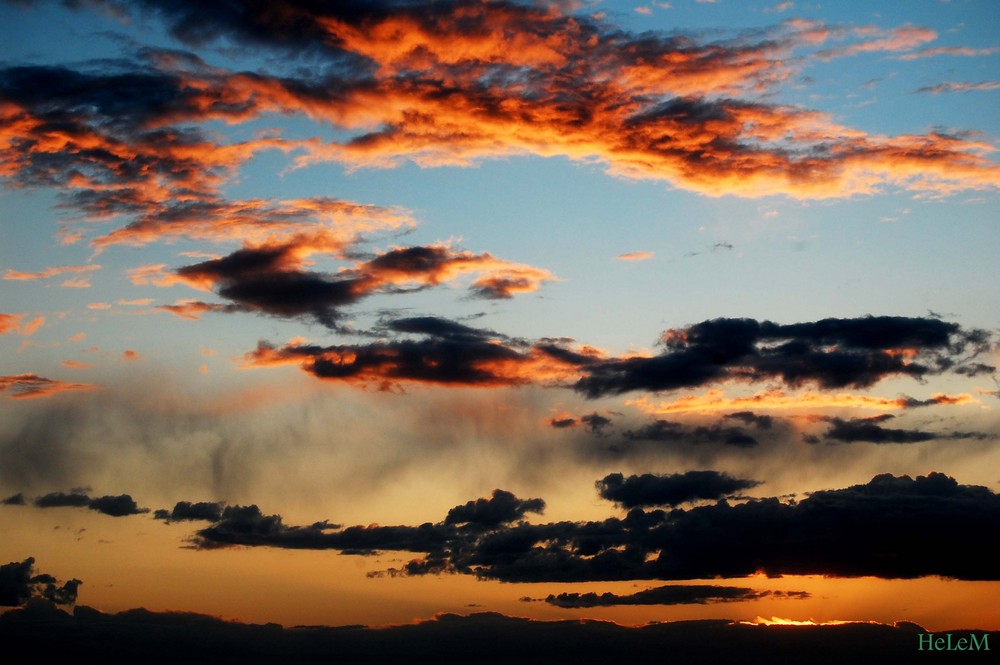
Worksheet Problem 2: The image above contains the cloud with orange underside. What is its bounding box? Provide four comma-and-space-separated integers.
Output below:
0, 373, 98, 399
627, 389, 980, 415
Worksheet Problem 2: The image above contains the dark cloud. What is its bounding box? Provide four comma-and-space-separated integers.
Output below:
623, 420, 760, 447
580, 413, 613, 435
153, 501, 225, 523
170, 243, 551, 327
545, 584, 809, 608
0, 602, 958, 665
182, 472, 1000, 582
723, 411, 774, 429
0, 557, 81, 607
818, 415, 990, 444
549, 417, 576, 429
575, 316, 993, 397
34, 490, 148, 517
2, 493, 26, 505
444, 490, 545, 527
596, 471, 762, 509
242, 315, 582, 388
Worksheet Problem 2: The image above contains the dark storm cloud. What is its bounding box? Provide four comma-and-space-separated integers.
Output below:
182, 472, 1000, 582
595, 471, 762, 509
818, 415, 991, 444
623, 420, 760, 447
153, 501, 225, 523
575, 316, 993, 398
545, 585, 809, 608
0, 603, 959, 665
0, 557, 81, 607
33, 490, 149, 517
444, 489, 545, 527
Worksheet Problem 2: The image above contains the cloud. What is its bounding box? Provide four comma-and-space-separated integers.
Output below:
545, 584, 808, 608
0, 313, 44, 337
242, 316, 588, 389
616, 251, 654, 261
915, 81, 1000, 94
2, 7, 997, 222
630, 388, 980, 415
0, 374, 99, 400
242, 315, 992, 396
444, 489, 545, 527
897, 46, 998, 60
816, 414, 990, 444
178, 472, 1000, 582
163, 243, 554, 326
34, 490, 149, 517
2, 265, 100, 282
153, 500, 225, 522
623, 420, 762, 447
2, 493, 26, 505
0, 557, 81, 606
575, 316, 993, 398
596, 471, 762, 508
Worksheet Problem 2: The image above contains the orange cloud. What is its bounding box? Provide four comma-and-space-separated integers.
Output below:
0, 373, 98, 399
61, 360, 93, 370
617, 251, 654, 261
155, 300, 229, 321
3, 264, 100, 281
627, 389, 980, 415
0, 313, 45, 337
122, 349, 141, 361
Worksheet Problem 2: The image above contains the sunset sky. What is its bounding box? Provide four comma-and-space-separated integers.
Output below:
1, 0, 999, 641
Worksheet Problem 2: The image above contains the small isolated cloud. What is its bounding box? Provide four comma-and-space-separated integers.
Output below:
616, 251, 654, 261
122, 350, 140, 362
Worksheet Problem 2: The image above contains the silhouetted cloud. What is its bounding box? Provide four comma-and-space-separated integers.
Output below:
817, 415, 990, 444
545, 585, 808, 608
183, 472, 1000, 582
34, 490, 148, 517
445, 489, 545, 527
0, 557, 81, 606
153, 501, 225, 523
1, 493, 26, 506
575, 316, 993, 397
596, 471, 762, 508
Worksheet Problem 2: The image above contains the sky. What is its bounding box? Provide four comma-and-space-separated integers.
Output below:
1, 0, 999, 649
